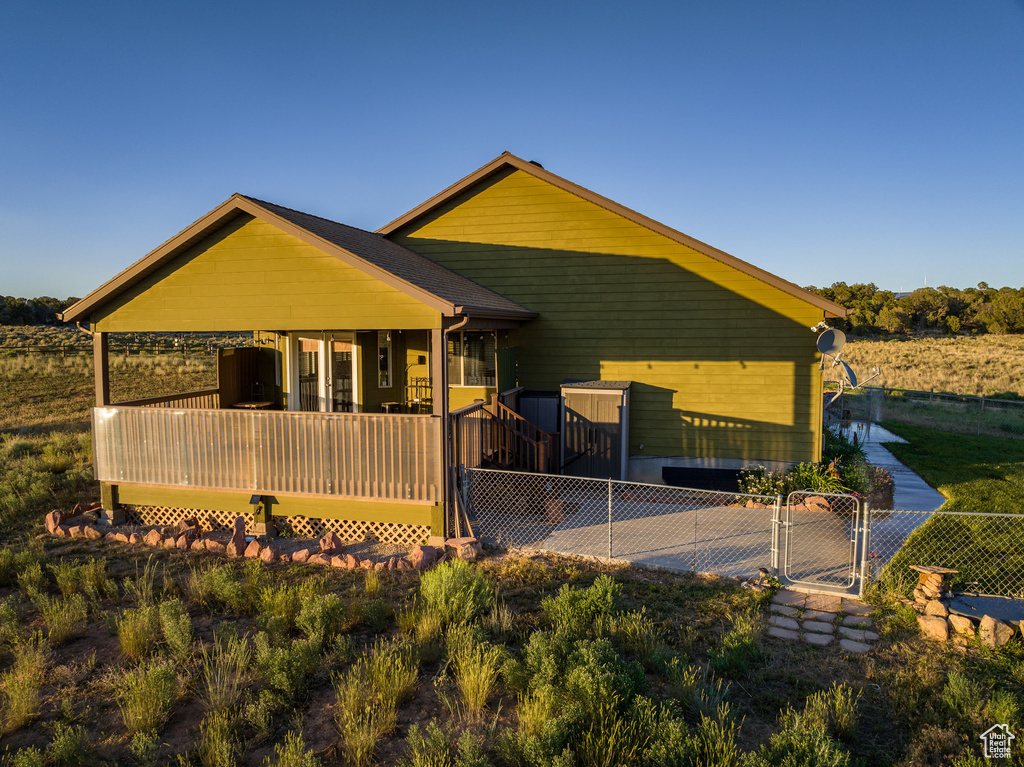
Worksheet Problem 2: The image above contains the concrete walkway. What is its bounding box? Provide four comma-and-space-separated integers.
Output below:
835, 421, 947, 511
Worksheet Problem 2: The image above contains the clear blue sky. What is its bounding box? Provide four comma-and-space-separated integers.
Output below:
2, 0, 1022, 299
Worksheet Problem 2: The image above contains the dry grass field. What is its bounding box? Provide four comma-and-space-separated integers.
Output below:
824, 335, 1024, 398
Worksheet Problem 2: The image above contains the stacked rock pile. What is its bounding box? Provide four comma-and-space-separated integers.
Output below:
911, 565, 1020, 649
43, 507, 483, 572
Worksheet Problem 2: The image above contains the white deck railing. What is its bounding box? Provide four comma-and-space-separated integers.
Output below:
92, 407, 442, 502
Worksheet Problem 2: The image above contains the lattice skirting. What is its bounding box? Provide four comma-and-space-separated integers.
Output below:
121, 505, 428, 545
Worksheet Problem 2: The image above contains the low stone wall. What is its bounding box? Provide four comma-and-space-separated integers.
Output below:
912, 566, 1021, 649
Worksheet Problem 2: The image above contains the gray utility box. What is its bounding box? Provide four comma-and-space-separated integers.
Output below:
560, 381, 631, 480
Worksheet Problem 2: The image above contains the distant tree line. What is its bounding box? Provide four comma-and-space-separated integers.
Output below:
804, 283, 1024, 335
0, 296, 79, 325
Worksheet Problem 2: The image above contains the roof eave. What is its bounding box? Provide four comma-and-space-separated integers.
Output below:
378, 153, 848, 319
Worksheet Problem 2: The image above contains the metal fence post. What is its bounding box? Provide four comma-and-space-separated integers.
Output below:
858, 501, 872, 597
607, 478, 613, 559
771, 494, 783, 576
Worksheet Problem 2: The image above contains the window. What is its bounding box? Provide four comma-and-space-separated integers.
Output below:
447, 331, 496, 386
377, 331, 392, 388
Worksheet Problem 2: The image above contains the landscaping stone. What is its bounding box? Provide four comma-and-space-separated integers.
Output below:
398, 558, 413, 571
54, 525, 70, 537
918, 615, 950, 641
307, 554, 329, 566
427, 536, 447, 548
374, 561, 386, 571
948, 614, 975, 635
191, 539, 206, 551
979, 615, 1015, 649
771, 589, 806, 607
226, 517, 247, 557
114, 532, 130, 543
360, 559, 374, 569
767, 626, 800, 640
345, 554, 359, 569
84, 526, 103, 541
45, 510, 64, 534
104, 532, 118, 542
802, 620, 834, 634
260, 546, 277, 564
319, 531, 344, 555
804, 496, 831, 512
769, 615, 800, 631
839, 639, 872, 653
838, 627, 879, 642
175, 535, 190, 550
924, 600, 950, 618
456, 543, 479, 561
163, 537, 177, 548
330, 556, 345, 568
243, 540, 261, 559
804, 632, 833, 646
803, 609, 837, 622
128, 533, 143, 545
68, 525, 85, 538
770, 604, 800, 617
206, 540, 226, 555
805, 593, 843, 612
841, 615, 873, 629
144, 529, 163, 546
291, 548, 311, 564
410, 545, 437, 570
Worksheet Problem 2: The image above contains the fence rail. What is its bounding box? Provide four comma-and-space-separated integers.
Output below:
826, 383, 1024, 439
113, 388, 220, 409
93, 406, 442, 502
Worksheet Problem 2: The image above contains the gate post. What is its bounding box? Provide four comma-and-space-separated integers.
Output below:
858, 501, 872, 597
607, 478, 613, 559
771, 495, 783, 577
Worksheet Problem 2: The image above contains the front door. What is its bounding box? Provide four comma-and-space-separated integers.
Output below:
292, 333, 359, 412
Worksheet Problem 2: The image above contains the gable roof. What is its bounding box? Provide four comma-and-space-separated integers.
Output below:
60, 194, 535, 325
379, 152, 847, 318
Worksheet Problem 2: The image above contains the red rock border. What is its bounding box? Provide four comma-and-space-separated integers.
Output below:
43, 507, 483, 572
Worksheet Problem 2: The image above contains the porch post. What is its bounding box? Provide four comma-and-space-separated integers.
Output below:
93, 331, 110, 406
431, 326, 448, 536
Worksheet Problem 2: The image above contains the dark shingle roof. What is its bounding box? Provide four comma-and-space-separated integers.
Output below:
242, 196, 533, 318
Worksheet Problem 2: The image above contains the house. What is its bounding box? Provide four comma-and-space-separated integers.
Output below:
60, 152, 845, 541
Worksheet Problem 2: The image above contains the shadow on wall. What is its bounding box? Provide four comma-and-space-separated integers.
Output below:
398, 237, 822, 465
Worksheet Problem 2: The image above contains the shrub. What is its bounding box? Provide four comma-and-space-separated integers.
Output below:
421, 559, 494, 625
296, 593, 347, 647
1, 638, 48, 731
0, 596, 20, 647
666, 659, 730, 722
265, 728, 321, 767
116, 660, 178, 734
363, 598, 390, 632
0, 544, 42, 588
77, 559, 116, 602
128, 731, 160, 767
159, 599, 194, 661
199, 635, 251, 714
17, 561, 46, 599
709, 610, 762, 677
254, 632, 317, 702
791, 683, 861, 741
201, 566, 249, 613
365, 638, 419, 705
612, 609, 668, 671
403, 720, 452, 767
197, 709, 240, 767
116, 605, 161, 661
737, 465, 786, 497
484, 600, 514, 642
540, 575, 621, 639
49, 560, 82, 599
364, 569, 381, 597
452, 641, 505, 722
414, 611, 445, 663
34, 593, 87, 647
6, 747, 45, 767
123, 556, 159, 606
46, 722, 91, 766
747, 725, 850, 767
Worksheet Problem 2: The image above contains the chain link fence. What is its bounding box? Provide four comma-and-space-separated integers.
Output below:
866, 510, 1024, 599
826, 384, 1024, 440
466, 468, 1024, 599
465, 468, 780, 578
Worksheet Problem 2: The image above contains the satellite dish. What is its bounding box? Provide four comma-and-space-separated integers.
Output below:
839, 361, 857, 389
816, 329, 846, 356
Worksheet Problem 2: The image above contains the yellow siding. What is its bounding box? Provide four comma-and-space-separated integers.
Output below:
393, 169, 825, 463
92, 215, 441, 332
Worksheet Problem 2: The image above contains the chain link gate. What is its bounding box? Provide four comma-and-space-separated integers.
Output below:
781, 490, 868, 594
